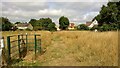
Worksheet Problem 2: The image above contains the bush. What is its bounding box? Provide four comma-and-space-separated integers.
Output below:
98, 23, 118, 32
90, 25, 98, 31
110, 23, 118, 30
77, 24, 89, 30
26, 28, 32, 31
98, 24, 111, 31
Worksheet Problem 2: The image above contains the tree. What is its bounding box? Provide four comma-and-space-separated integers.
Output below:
41, 18, 52, 30
28, 18, 56, 31
15, 22, 21, 24
94, 1, 120, 30
77, 24, 89, 30
29, 19, 37, 27
48, 22, 57, 31
95, 2, 120, 25
59, 16, 69, 30
0, 17, 12, 31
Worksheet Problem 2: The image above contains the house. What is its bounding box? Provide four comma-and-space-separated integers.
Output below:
86, 21, 92, 26
16, 23, 33, 30
86, 19, 98, 28
68, 23, 75, 30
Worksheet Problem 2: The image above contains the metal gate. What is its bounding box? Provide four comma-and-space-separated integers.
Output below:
6, 33, 41, 64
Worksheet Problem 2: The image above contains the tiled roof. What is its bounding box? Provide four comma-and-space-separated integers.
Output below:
86, 21, 92, 26
17, 23, 30, 27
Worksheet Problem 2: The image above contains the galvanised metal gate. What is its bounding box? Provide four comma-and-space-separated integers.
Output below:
6, 33, 41, 64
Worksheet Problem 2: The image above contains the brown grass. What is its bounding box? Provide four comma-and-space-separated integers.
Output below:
2, 31, 118, 66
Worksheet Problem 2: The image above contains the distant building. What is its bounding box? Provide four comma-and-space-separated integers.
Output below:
16, 23, 33, 30
86, 19, 98, 28
68, 23, 75, 30
86, 21, 92, 26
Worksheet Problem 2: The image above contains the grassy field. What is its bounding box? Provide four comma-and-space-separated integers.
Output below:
2, 31, 118, 66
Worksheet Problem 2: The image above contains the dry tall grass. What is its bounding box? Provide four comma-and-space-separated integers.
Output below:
2, 31, 118, 66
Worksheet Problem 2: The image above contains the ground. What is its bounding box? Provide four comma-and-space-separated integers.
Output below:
2, 31, 118, 66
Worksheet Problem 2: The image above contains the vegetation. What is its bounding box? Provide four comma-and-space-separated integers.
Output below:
77, 1, 120, 31
94, 1, 120, 30
2, 31, 118, 66
1, 2, 120, 31
15, 22, 22, 24
0, 17, 13, 31
48, 22, 57, 31
29, 18, 57, 31
59, 16, 70, 30
77, 24, 89, 30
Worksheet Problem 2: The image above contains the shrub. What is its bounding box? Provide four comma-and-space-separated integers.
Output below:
26, 28, 32, 31
77, 24, 89, 30
98, 23, 118, 31
98, 24, 111, 31
90, 25, 98, 31
110, 23, 118, 30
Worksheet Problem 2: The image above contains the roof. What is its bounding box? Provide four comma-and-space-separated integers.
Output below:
17, 23, 30, 27
69, 23, 75, 28
86, 21, 92, 26
70, 23, 74, 26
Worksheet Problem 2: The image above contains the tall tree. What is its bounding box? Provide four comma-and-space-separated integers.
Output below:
41, 18, 52, 30
95, 1, 120, 26
29, 19, 37, 27
15, 22, 21, 24
59, 16, 69, 30
28, 18, 56, 31
0, 17, 12, 31
48, 22, 57, 31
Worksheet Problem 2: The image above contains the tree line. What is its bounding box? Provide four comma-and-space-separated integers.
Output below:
0, 1, 120, 31
0, 16, 70, 31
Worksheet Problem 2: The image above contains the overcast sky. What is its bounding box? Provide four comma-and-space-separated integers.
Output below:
1, 0, 109, 25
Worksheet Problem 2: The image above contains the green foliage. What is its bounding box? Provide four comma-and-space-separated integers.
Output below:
15, 22, 21, 24
94, 1, 120, 30
26, 28, 32, 31
110, 23, 119, 30
29, 19, 37, 27
100, 24, 111, 31
40, 18, 52, 30
94, 1, 120, 26
0, 17, 13, 31
90, 25, 98, 31
48, 22, 57, 31
59, 16, 69, 30
28, 18, 56, 31
97, 23, 118, 31
77, 24, 89, 30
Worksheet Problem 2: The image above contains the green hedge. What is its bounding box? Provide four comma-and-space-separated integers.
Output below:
77, 24, 89, 30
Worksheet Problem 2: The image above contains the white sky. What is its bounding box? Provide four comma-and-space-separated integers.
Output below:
1, 0, 110, 25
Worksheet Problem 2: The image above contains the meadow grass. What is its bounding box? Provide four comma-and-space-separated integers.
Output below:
2, 31, 118, 66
